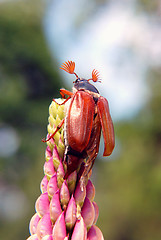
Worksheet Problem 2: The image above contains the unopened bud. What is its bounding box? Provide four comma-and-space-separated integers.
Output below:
50, 190, 62, 223
37, 213, 52, 240
60, 180, 70, 210
35, 192, 50, 217
65, 195, 77, 231
52, 211, 67, 239
47, 174, 58, 198
44, 157, 55, 178
81, 197, 95, 229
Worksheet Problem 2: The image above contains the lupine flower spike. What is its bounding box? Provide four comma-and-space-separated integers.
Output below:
27, 100, 104, 240
27, 61, 115, 240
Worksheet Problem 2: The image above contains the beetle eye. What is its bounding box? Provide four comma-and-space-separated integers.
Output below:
74, 79, 78, 83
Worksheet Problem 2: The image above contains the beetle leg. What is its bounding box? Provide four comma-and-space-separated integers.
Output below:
80, 148, 98, 190
42, 118, 65, 142
80, 114, 101, 188
52, 88, 73, 105
60, 88, 73, 99
97, 96, 115, 156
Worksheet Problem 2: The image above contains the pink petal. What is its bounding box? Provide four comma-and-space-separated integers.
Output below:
47, 133, 55, 146
44, 157, 55, 178
92, 202, 99, 225
50, 189, 62, 223
35, 192, 50, 217
47, 174, 58, 197
86, 180, 95, 201
52, 145, 61, 161
37, 213, 53, 240
65, 195, 77, 230
81, 197, 95, 228
52, 145, 61, 170
52, 211, 67, 239
71, 216, 87, 240
40, 176, 48, 193
60, 180, 70, 209
29, 213, 40, 235
74, 182, 86, 207
87, 225, 104, 240
45, 146, 52, 161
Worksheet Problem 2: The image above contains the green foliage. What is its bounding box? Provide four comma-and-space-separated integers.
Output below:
136, 0, 160, 14
95, 68, 161, 240
0, 1, 63, 240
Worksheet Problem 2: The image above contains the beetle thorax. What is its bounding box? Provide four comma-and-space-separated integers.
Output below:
73, 78, 100, 99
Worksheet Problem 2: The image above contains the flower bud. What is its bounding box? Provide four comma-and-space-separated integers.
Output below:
57, 137, 65, 158
46, 134, 55, 151
81, 197, 95, 229
44, 157, 55, 178
87, 225, 104, 240
52, 145, 61, 170
67, 171, 77, 194
29, 213, 40, 235
60, 180, 70, 209
92, 201, 99, 225
57, 160, 65, 188
47, 174, 58, 198
50, 190, 62, 223
37, 213, 52, 240
40, 176, 48, 193
45, 146, 52, 161
35, 192, 50, 217
86, 179, 95, 201
65, 195, 77, 231
74, 182, 86, 207
71, 216, 87, 240
52, 211, 67, 240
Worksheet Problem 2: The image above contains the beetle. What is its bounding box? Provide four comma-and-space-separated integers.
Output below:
45, 61, 115, 184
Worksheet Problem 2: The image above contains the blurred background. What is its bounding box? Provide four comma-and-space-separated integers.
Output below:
0, 0, 161, 239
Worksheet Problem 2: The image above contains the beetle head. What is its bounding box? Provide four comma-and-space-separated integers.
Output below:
73, 79, 99, 94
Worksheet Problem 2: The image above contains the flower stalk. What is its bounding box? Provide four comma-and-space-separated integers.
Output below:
27, 99, 104, 240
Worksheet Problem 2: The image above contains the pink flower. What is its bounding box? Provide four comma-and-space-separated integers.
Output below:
27, 100, 104, 240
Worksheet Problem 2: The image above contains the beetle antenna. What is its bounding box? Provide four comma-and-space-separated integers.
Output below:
60, 61, 79, 78
88, 69, 101, 83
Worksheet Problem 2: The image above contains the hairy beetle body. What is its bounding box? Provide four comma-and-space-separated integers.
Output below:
45, 61, 115, 184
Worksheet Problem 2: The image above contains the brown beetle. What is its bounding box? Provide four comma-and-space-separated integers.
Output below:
45, 61, 115, 184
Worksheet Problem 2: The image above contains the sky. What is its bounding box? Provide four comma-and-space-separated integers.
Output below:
44, 0, 161, 121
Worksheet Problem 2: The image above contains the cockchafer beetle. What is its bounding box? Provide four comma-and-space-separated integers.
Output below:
44, 61, 115, 183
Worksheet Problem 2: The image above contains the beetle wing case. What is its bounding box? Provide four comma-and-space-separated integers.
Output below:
97, 96, 115, 156
67, 91, 95, 153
